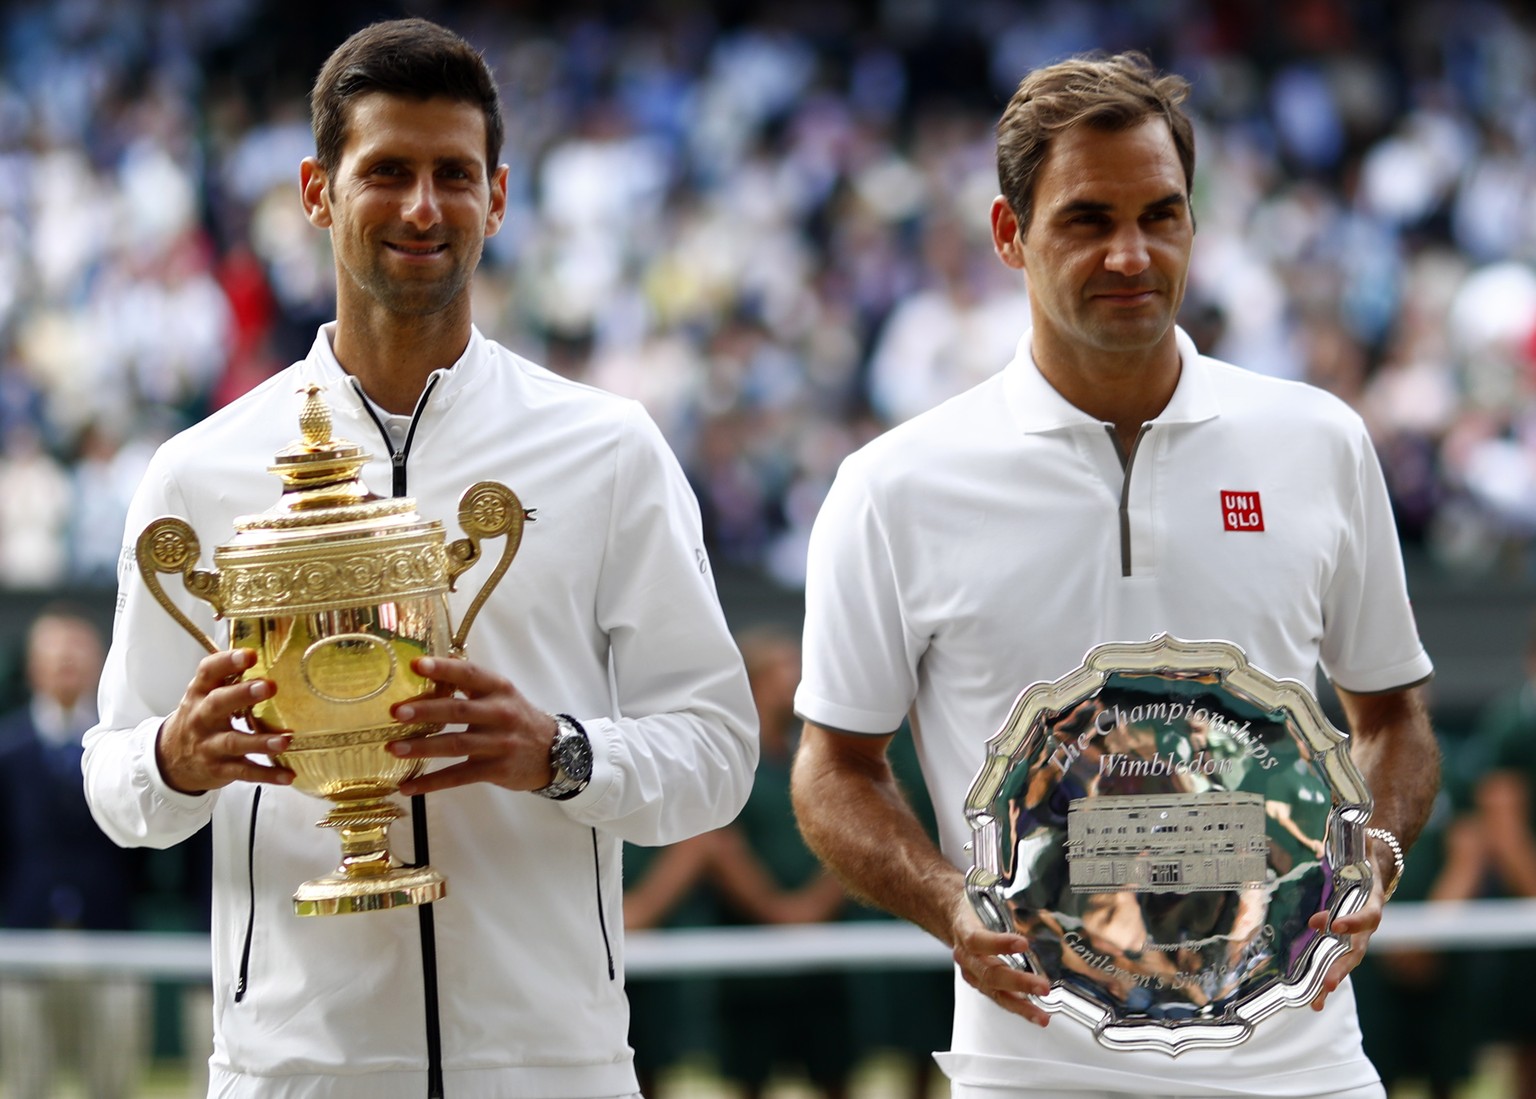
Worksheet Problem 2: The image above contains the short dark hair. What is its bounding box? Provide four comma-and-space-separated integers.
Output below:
310, 17, 504, 176
996, 51, 1195, 235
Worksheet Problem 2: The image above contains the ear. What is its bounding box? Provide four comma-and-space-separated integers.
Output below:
990, 196, 1026, 270
300, 157, 333, 229
484, 164, 510, 238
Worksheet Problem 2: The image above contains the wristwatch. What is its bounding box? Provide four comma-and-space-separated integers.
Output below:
534, 713, 593, 801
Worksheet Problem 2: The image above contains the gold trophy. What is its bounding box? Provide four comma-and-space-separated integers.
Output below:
135, 385, 529, 916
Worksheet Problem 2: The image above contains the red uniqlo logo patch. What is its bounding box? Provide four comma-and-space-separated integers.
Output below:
1222, 491, 1264, 531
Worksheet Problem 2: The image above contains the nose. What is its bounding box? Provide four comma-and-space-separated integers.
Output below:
401, 174, 442, 230
1104, 225, 1150, 277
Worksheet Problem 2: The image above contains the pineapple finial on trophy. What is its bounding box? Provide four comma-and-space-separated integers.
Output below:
298, 384, 332, 448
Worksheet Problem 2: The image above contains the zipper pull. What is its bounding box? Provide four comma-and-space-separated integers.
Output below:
390, 449, 407, 498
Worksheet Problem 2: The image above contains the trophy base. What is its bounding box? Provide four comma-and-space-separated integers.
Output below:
293, 864, 447, 917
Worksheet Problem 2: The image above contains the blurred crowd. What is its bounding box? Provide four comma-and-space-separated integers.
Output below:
8, 0, 1536, 1094
2, 0, 1536, 590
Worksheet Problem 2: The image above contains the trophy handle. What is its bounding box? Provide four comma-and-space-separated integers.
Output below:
135, 517, 224, 655
444, 481, 530, 656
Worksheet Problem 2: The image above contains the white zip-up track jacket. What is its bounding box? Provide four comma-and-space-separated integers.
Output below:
84, 324, 759, 1099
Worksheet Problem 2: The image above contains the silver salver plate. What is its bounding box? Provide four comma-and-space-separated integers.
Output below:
964, 635, 1373, 1055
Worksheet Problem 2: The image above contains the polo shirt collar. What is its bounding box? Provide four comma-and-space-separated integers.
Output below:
1002, 325, 1221, 434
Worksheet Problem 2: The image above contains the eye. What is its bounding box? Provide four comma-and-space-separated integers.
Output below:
1144, 204, 1189, 226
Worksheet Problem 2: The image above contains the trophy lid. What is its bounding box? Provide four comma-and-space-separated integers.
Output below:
232, 385, 420, 536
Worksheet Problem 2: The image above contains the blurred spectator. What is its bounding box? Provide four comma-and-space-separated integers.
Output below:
623, 834, 723, 1098
0, 424, 70, 588
1469, 621, 1536, 1099
709, 625, 852, 1099
1354, 716, 1493, 1099
621, 625, 863, 1098
67, 419, 156, 586
0, 605, 146, 1099
620, 633, 951, 1099
865, 215, 1029, 425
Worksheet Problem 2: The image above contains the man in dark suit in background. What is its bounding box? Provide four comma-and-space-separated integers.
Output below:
0, 605, 146, 1099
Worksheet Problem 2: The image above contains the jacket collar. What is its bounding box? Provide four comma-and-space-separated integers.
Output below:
296, 321, 487, 421
1002, 325, 1221, 434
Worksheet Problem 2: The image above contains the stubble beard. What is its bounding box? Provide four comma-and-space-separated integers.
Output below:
1079, 292, 1180, 355
338, 237, 479, 319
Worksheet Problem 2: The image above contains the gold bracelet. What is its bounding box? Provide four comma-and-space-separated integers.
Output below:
1365, 826, 1405, 902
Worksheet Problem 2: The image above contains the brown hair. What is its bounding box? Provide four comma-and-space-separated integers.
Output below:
996, 51, 1194, 234
310, 17, 504, 176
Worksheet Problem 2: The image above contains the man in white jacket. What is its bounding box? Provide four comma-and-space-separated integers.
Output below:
83, 17, 758, 1099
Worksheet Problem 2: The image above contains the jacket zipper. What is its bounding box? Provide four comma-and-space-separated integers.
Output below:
1108, 424, 1151, 578
590, 828, 616, 979
354, 374, 442, 498
234, 787, 261, 1002
354, 375, 447, 1099
231, 377, 449, 1097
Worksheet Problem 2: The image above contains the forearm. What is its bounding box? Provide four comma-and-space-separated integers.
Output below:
710, 828, 847, 923
1301, 686, 1439, 1006
790, 724, 965, 946
1486, 836, 1536, 897
1428, 816, 1491, 901
708, 825, 793, 920
1339, 686, 1440, 877
623, 835, 715, 929
786, 873, 849, 924
1266, 801, 1319, 850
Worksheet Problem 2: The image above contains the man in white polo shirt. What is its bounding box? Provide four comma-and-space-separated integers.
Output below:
791, 51, 1438, 1099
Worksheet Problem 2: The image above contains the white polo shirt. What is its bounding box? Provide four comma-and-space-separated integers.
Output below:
795, 326, 1432, 1096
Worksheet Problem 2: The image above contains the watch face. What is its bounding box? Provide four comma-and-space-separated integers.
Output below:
557, 729, 594, 784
